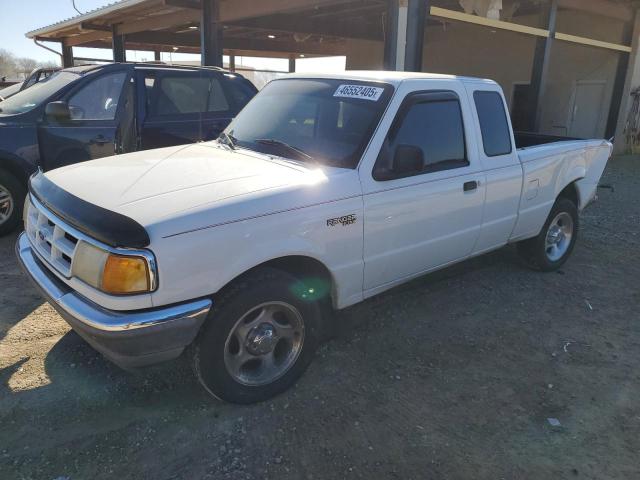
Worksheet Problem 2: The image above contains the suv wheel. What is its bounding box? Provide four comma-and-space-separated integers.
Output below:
191, 268, 323, 404
0, 170, 26, 236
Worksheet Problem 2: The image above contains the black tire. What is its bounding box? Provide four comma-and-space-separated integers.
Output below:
191, 268, 324, 404
517, 197, 579, 272
0, 170, 26, 237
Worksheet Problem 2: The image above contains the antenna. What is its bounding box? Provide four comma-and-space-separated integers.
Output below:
71, 0, 83, 15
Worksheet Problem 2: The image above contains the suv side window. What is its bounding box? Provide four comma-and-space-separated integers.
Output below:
208, 76, 230, 112
153, 74, 210, 115
473, 91, 512, 157
225, 77, 256, 109
375, 92, 468, 180
67, 71, 127, 120
146, 72, 232, 117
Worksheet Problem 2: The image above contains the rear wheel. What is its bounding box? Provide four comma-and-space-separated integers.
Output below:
0, 170, 26, 237
517, 197, 578, 271
191, 268, 323, 404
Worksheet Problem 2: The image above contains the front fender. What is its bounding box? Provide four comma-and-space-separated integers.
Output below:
150, 195, 365, 310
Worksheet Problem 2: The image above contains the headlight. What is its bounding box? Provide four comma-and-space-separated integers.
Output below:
72, 241, 155, 295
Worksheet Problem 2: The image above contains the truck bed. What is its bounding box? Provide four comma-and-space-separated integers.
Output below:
514, 131, 583, 149
509, 137, 612, 243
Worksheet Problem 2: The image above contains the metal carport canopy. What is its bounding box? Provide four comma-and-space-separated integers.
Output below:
24, 0, 390, 60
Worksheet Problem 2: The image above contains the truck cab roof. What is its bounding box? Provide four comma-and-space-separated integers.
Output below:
284, 70, 500, 87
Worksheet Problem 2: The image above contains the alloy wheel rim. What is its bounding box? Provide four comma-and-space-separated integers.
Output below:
223, 301, 305, 386
545, 212, 573, 262
0, 184, 14, 226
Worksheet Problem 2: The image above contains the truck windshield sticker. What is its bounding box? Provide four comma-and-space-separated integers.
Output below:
326, 214, 357, 227
334, 85, 384, 101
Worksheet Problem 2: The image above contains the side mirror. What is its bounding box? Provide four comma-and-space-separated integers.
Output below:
45, 101, 71, 121
392, 144, 423, 175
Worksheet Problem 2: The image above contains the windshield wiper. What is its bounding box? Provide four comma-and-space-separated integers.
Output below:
218, 131, 237, 150
254, 138, 313, 162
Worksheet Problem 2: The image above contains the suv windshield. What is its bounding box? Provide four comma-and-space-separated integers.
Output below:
225, 78, 393, 168
0, 71, 79, 115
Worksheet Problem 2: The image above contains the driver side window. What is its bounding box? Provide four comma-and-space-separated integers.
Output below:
67, 72, 127, 121
374, 92, 469, 180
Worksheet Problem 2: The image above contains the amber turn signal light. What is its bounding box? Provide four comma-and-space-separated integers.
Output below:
101, 254, 151, 294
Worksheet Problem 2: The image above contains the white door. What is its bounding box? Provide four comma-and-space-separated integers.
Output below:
465, 84, 523, 254
359, 81, 486, 294
569, 81, 606, 139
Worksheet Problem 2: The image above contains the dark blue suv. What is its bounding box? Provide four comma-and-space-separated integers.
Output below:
0, 62, 257, 235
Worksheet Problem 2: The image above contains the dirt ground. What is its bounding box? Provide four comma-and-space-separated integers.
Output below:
1, 156, 639, 480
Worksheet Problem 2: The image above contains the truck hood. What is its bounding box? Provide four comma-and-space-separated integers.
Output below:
44, 142, 360, 239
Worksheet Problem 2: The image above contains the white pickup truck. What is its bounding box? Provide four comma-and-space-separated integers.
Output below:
17, 72, 611, 403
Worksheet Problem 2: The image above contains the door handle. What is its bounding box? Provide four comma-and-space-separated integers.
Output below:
89, 135, 110, 145
463, 181, 478, 192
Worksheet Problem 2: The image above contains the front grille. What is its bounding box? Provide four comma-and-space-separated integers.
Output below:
25, 198, 79, 278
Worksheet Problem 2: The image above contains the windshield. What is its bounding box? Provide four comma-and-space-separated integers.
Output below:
225, 78, 393, 168
0, 71, 79, 115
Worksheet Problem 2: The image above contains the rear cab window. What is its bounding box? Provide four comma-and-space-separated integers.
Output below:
473, 90, 513, 157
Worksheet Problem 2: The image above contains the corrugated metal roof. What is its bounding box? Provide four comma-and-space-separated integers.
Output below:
25, 0, 151, 38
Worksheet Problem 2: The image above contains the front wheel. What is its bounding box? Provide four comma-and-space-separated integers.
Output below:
0, 170, 26, 237
517, 197, 579, 271
191, 268, 323, 404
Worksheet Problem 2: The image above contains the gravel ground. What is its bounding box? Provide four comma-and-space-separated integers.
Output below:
1, 155, 639, 480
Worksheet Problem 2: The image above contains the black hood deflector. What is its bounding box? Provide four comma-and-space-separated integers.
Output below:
29, 172, 150, 249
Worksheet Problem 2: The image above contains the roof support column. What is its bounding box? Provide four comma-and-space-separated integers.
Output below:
528, 0, 558, 132
605, 17, 635, 139
613, 4, 640, 153
154, 50, 161, 62
384, 0, 428, 71
289, 55, 296, 73
201, 0, 223, 67
383, 0, 399, 70
112, 25, 126, 63
404, 0, 427, 71
62, 44, 74, 68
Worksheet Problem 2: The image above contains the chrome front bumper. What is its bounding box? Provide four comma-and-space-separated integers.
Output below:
15, 232, 212, 368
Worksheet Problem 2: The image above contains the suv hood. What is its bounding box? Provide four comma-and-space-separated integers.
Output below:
44, 142, 360, 239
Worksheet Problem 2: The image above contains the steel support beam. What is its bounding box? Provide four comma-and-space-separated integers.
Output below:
384, 0, 427, 71
163, 0, 201, 8
404, 0, 427, 71
201, 0, 223, 67
61, 44, 74, 68
230, 15, 382, 41
605, 21, 634, 139
154, 50, 161, 61
528, 0, 558, 132
112, 25, 126, 62
613, 5, 640, 152
289, 55, 296, 73
125, 31, 347, 56
383, 0, 399, 70
81, 22, 111, 32
229, 54, 235, 71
